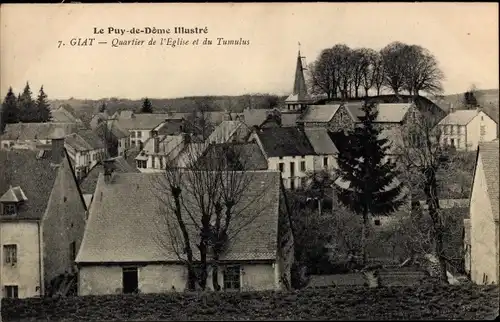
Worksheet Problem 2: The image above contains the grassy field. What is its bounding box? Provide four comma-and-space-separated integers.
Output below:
2, 284, 498, 321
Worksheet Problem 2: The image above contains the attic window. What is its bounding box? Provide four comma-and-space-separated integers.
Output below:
2, 204, 17, 216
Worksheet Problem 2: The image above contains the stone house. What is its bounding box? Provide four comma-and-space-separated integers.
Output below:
75, 170, 293, 295
465, 140, 499, 284
0, 136, 87, 299
64, 130, 106, 179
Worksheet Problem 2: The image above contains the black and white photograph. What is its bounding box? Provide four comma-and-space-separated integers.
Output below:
0, 2, 498, 320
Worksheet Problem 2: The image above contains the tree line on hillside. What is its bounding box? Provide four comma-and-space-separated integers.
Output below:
1, 82, 51, 131
308, 41, 444, 100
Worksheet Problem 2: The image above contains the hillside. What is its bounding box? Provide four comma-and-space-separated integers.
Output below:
432, 89, 499, 123
49, 95, 284, 126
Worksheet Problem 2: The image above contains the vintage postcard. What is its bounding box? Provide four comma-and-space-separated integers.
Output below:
0, 2, 498, 321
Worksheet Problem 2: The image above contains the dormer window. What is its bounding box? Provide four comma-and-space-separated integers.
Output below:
0, 186, 27, 216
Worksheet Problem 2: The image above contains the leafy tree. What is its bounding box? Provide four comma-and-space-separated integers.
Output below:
380, 42, 408, 95
463, 85, 479, 109
99, 101, 107, 113
141, 98, 153, 113
334, 102, 405, 265
36, 86, 51, 122
1, 87, 20, 127
19, 82, 36, 122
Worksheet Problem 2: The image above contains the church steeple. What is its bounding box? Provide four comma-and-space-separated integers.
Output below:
285, 44, 311, 111
292, 49, 308, 99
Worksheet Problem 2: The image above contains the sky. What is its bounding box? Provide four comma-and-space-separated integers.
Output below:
1, 3, 498, 100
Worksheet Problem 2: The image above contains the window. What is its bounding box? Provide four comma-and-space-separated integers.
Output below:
160, 157, 164, 170
4, 244, 17, 265
290, 179, 295, 190
444, 125, 449, 135
69, 242, 76, 261
139, 141, 144, 150
457, 138, 461, 148
290, 162, 295, 177
130, 131, 136, 138
151, 157, 155, 169
483, 273, 489, 284
223, 266, 241, 290
460, 126, 466, 134
3, 203, 17, 216
300, 161, 306, 172
323, 157, 328, 168
4, 286, 18, 298
480, 125, 486, 136
3, 143, 8, 148
122, 267, 139, 294
137, 131, 142, 138
374, 219, 381, 226
450, 138, 455, 147
93, 153, 96, 161
131, 140, 136, 148
481, 115, 484, 121
278, 163, 284, 173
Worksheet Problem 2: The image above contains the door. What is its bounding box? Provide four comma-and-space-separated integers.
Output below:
122, 267, 138, 294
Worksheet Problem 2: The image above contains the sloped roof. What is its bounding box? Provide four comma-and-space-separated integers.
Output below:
0, 150, 59, 220
51, 106, 82, 124
285, 51, 311, 103
78, 156, 140, 195
477, 141, 499, 220
299, 105, 341, 123
115, 113, 172, 130
196, 143, 269, 171
304, 128, 339, 155
438, 110, 480, 126
255, 127, 316, 157
0, 186, 27, 203
344, 102, 412, 123
76, 171, 281, 263
1, 123, 79, 141
142, 135, 184, 156
207, 121, 246, 144
243, 109, 299, 128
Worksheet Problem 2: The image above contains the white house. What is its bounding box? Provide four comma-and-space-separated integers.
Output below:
135, 134, 188, 172
437, 108, 498, 151
75, 171, 293, 295
64, 130, 106, 179
249, 127, 320, 190
0, 141, 87, 299
465, 140, 499, 284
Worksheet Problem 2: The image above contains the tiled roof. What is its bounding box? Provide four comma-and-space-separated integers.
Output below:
298, 105, 341, 123
78, 156, 140, 195
142, 135, 184, 156
255, 127, 316, 157
115, 113, 173, 130
345, 102, 412, 123
51, 107, 82, 124
438, 110, 480, 126
196, 143, 269, 170
1, 122, 79, 141
109, 122, 129, 139
207, 121, 247, 144
304, 128, 339, 155
243, 109, 299, 128
64, 133, 102, 152
76, 170, 281, 263
0, 150, 58, 220
478, 141, 499, 220
155, 119, 185, 135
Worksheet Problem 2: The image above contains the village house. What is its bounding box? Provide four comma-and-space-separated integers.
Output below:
64, 130, 106, 179
436, 108, 498, 151
195, 142, 269, 171
0, 122, 79, 151
0, 132, 87, 299
89, 111, 111, 130
75, 170, 294, 295
94, 121, 130, 158
110, 111, 181, 150
135, 134, 189, 172
465, 140, 499, 284
50, 105, 84, 125
249, 127, 336, 190
206, 120, 250, 144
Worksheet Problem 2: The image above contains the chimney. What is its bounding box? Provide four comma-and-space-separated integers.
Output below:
449, 102, 455, 114
154, 136, 160, 154
103, 158, 115, 183
49, 127, 66, 166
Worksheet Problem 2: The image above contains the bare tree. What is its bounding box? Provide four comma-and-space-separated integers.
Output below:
372, 52, 385, 96
308, 49, 337, 99
360, 48, 379, 97
152, 136, 275, 291
396, 108, 466, 283
402, 45, 444, 96
351, 48, 370, 98
332, 44, 353, 100
381, 41, 408, 95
